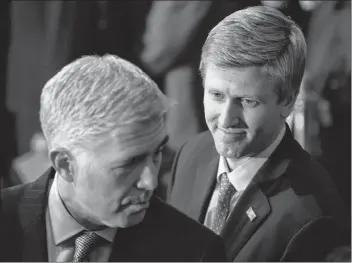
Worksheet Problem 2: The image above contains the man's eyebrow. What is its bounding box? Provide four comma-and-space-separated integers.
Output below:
205, 85, 221, 91
132, 136, 169, 161
238, 95, 261, 100
113, 136, 170, 168
124, 135, 170, 161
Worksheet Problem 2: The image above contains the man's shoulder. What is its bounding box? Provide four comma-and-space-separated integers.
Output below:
127, 195, 226, 261
182, 130, 214, 150
1, 172, 49, 215
279, 131, 334, 186
174, 130, 215, 165
289, 144, 336, 188
150, 195, 220, 240
0, 182, 34, 240
1, 183, 28, 212
284, 142, 347, 221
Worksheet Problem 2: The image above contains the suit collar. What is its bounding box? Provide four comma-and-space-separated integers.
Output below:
18, 169, 171, 262
191, 125, 298, 260
218, 125, 286, 192
48, 174, 117, 245
252, 124, 297, 184
19, 167, 148, 262
221, 182, 270, 259
19, 167, 55, 261
20, 167, 122, 261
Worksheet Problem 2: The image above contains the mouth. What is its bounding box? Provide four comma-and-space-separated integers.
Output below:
119, 195, 151, 212
124, 200, 150, 215
218, 126, 246, 135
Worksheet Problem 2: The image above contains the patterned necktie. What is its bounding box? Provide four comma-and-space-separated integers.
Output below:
73, 232, 102, 262
210, 172, 236, 235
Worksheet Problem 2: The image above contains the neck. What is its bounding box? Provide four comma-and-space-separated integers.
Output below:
57, 176, 106, 231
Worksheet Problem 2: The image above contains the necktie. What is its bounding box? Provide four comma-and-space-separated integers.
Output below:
73, 231, 102, 262
210, 172, 236, 235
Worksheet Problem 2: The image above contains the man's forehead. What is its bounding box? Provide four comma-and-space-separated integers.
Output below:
204, 66, 276, 95
103, 120, 167, 152
205, 66, 264, 82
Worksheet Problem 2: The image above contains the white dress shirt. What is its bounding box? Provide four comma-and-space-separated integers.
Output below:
46, 175, 118, 262
204, 126, 286, 229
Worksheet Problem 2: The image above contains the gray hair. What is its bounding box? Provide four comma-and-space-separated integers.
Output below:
199, 5, 307, 105
40, 54, 169, 153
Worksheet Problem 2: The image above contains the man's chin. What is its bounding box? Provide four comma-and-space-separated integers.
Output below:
215, 142, 245, 159
101, 209, 146, 229
120, 209, 147, 228
102, 202, 150, 228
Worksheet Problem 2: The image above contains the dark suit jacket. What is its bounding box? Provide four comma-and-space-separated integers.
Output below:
0, 168, 226, 262
168, 126, 348, 261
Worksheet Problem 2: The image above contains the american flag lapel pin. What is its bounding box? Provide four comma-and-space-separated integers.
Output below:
246, 207, 257, 221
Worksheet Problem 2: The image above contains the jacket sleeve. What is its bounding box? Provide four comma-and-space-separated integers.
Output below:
280, 216, 347, 261
140, 1, 212, 76
200, 234, 229, 262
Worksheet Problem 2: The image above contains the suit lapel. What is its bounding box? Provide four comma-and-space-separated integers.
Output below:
221, 183, 270, 260
220, 125, 295, 260
188, 145, 219, 223
19, 168, 55, 261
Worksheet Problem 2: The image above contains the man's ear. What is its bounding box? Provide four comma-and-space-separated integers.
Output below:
50, 148, 76, 182
281, 97, 295, 118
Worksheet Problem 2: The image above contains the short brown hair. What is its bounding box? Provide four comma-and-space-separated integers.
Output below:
199, 6, 307, 105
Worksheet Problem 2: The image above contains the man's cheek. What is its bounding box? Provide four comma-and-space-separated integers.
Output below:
243, 111, 265, 129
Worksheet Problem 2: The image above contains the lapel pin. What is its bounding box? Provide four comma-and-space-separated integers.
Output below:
246, 207, 257, 222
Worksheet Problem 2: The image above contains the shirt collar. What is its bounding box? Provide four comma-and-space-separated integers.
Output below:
48, 174, 118, 245
217, 125, 286, 191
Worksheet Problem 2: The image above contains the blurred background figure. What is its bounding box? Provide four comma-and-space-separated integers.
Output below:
140, 1, 212, 152
325, 245, 351, 262
302, 0, 351, 221
262, 0, 351, 229
0, 0, 13, 189
0, 1, 350, 230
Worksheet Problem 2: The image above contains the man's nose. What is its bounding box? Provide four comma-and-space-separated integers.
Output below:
218, 100, 241, 128
136, 158, 158, 191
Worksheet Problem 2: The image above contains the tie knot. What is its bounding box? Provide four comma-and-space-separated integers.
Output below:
73, 231, 103, 262
219, 172, 235, 190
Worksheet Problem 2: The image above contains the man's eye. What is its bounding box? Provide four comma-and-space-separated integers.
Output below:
129, 157, 138, 165
241, 98, 259, 107
120, 156, 143, 168
119, 157, 137, 168
209, 91, 225, 101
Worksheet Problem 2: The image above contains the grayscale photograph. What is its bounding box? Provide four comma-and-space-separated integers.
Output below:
0, 0, 350, 262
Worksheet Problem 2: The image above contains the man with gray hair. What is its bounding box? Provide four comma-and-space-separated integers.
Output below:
0, 55, 226, 262
168, 5, 348, 261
